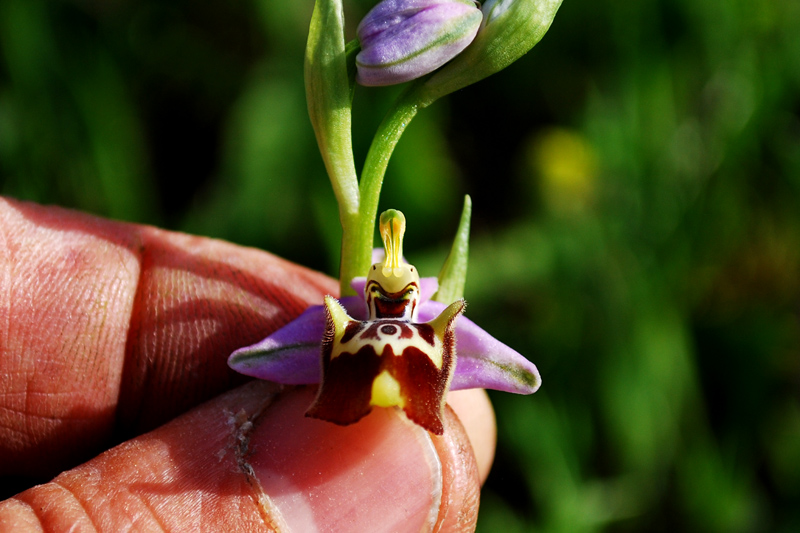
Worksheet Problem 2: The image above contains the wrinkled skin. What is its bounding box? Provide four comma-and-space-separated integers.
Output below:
0, 197, 495, 531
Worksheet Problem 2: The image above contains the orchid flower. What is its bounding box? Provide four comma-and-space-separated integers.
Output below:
229, 209, 541, 434
229, 0, 560, 434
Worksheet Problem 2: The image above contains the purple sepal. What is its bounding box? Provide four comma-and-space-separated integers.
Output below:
229, 277, 541, 394
418, 301, 541, 393
228, 296, 363, 384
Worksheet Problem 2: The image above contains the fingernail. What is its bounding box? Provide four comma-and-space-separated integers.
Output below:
246, 387, 442, 532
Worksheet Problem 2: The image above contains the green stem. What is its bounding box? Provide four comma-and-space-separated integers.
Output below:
345, 91, 420, 287
359, 94, 419, 225
337, 210, 361, 295
337, 71, 452, 294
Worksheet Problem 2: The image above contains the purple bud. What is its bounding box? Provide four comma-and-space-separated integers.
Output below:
356, 0, 483, 87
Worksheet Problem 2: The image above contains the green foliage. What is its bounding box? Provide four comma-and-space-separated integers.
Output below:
435, 194, 471, 304
2, 0, 799, 530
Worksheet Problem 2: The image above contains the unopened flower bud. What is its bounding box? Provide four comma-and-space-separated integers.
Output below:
356, 0, 483, 87
414, 0, 563, 105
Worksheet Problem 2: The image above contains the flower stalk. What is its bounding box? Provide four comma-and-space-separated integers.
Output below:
305, 0, 562, 293
233, 0, 562, 432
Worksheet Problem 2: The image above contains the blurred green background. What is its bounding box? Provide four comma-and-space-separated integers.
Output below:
2, 0, 799, 530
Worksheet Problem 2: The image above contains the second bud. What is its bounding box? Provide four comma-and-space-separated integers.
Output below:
356, 0, 483, 87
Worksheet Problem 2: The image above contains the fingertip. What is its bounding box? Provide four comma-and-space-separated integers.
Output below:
247, 387, 447, 532
2, 383, 482, 532
447, 388, 497, 484
245, 387, 482, 532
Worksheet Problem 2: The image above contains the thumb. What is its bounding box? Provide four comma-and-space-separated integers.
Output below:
0, 383, 482, 532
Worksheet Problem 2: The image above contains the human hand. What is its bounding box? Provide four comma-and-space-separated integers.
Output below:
0, 197, 495, 531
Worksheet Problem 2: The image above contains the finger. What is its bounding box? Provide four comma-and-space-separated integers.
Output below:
446, 389, 496, 484
0, 384, 481, 532
0, 197, 337, 477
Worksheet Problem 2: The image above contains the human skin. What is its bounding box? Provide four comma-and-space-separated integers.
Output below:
0, 197, 495, 531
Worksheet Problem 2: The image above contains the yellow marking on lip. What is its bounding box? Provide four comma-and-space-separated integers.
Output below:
370, 370, 405, 408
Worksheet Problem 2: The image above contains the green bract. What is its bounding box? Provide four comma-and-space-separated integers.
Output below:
413, 0, 564, 106
305, 0, 365, 294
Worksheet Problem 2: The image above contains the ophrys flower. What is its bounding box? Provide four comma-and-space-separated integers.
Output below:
229, 210, 541, 434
